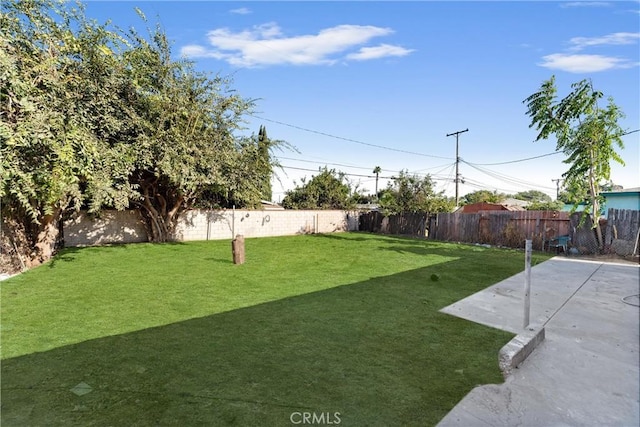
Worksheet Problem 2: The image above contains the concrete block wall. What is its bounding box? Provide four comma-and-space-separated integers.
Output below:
174, 209, 359, 241
63, 210, 148, 247
63, 209, 360, 246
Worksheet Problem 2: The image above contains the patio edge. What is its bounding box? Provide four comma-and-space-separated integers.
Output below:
498, 324, 545, 378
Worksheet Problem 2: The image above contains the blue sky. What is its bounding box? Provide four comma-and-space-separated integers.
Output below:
84, 1, 640, 202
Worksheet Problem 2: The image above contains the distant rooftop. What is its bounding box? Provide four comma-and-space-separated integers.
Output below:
601, 187, 640, 194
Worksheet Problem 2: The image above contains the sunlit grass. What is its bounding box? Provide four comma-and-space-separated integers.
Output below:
1, 232, 552, 426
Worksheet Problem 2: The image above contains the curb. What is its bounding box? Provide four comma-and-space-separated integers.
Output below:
498, 324, 545, 378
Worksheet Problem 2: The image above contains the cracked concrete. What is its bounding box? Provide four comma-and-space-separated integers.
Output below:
438, 257, 639, 427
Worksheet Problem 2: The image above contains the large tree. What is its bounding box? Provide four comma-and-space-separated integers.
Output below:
460, 190, 506, 205
281, 167, 356, 210
523, 76, 625, 249
1, 0, 282, 266
257, 125, 273, 202
379, 170, 454, 215
1, 0, 137, 263
513, 190, 552, 203
122, 23, 259, 242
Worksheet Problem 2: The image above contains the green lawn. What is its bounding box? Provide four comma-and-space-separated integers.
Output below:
1, 232, 551, 426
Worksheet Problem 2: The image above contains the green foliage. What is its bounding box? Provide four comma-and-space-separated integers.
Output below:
1, 0, 138, 259
513, 190, 551, 203
526, 200, 564, 211
460, 190, 505, 205
513, 190, 560, 210
523, 76, 625, 248
1, 0, 285, 253
379, 170, 454, 214
281, 167, 355, 210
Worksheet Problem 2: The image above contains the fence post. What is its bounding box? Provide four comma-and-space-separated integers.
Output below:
232, 234, 245, 264
523, 239, 532, 329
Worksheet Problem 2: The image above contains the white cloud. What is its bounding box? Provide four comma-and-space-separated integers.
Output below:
180, 23, 412, 67
539, 53, 638, 73
560, 2, 611, 8
346, 44, 415, 61
569, 32, 640, 51
230, 7, 251, 15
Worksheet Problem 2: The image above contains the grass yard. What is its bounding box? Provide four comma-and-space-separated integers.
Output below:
1, 232, 551, 426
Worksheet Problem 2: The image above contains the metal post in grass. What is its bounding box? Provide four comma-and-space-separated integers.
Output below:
523, 239, 532, 329
232, 205, 236, 238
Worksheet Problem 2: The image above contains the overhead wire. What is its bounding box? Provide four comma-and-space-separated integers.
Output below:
279, 164, 455, 182
276, 156, 456, 178
252, 115, 453, 160
469, 128, 639, 166
462, 160, 557, 191
255, 106, 639, 196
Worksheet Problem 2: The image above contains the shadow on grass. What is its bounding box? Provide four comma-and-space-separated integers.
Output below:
311, 232, 429, 245
48, 241, 190, 269
1, 256, 514, 427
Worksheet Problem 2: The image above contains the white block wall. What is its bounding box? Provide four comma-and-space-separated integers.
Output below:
174, 209, 359, 241
63, 210, 148, 247
64, 209, 360, 246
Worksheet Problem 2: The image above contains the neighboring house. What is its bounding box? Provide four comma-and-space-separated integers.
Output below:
501, 198, 530, 210
356, 203, 380, 211
260, 200, 285, 211
561, 202, 587, 213
456, 201, 527, 213
601, 187, 640, 218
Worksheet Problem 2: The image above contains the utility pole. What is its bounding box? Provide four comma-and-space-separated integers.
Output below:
446, 128, 469, 207
551, 179, 561, 200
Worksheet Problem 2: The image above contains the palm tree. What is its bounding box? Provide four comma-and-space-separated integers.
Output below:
373, 166, 381, 201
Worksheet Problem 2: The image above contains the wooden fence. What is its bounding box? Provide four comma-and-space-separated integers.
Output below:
603, 208, 640, 256
361, 208, 639, 255
428, 210, 570, 250
359, 211, 428, 237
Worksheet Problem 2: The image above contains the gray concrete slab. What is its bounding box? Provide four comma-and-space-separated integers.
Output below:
440, 257, 608, 334
438, 258, 640, 427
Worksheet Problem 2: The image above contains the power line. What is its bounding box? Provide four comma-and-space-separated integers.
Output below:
462, 160, 557, 191
277, 156, 456, 178
277, 156, 386, 172
472, 128, 639, 166
471, 151, 562, 166
280, 165, 380, 179
279, 165, 454, 182
252, 115, 454, 160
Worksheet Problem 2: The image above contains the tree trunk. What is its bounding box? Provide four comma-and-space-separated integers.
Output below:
138, 194, 184, 243
32, 208, 62, 265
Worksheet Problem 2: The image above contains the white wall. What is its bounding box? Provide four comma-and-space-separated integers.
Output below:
63, 210, 148, 247
63, 209, 360, 246
174, 209, 359, 241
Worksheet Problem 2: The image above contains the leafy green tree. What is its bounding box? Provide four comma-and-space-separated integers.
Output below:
1, 0, 285, 264
378, 170, 454, 214
122, 21, 266, 241
460, 190, 505, 205
282, 167, 355, 210
526, 200, 564, 211
513, 190, 561, 210
1, 0, 137, 262
257, 125, 273, 202
513, 190, 552, 203
523, 76, 625, 249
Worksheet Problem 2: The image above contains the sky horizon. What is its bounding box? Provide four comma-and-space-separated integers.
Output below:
83, 0, 640, 203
